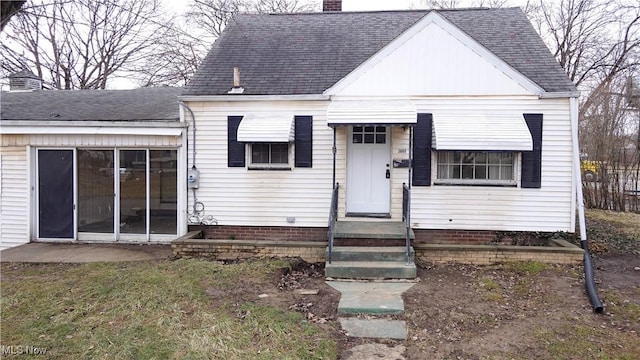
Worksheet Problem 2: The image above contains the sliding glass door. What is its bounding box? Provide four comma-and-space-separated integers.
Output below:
149, 150, 177, 234
119, 150, 147, 235
77, 150, 115, 234
41, 148, 178, 242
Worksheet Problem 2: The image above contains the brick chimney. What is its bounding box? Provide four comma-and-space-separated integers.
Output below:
323, 0, 341, 12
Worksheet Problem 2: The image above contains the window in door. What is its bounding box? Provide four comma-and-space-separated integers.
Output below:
78, 150, 114, 233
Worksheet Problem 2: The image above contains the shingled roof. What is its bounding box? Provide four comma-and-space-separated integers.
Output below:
184, 8, 576, 96
1, 87, 182, 122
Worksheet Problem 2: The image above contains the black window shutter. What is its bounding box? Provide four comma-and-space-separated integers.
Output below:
413, 113, 433, 186
294, 116, 313, 167
521, 113, 543, 188
227, 116, 245, 167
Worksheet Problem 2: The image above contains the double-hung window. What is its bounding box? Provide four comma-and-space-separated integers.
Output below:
436, 151, 517, 185
250, 143, 290, 168
228, 114, 313, 170
412, 113, 542, 188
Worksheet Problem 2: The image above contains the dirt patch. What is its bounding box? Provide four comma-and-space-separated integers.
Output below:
202, 254, 638, 359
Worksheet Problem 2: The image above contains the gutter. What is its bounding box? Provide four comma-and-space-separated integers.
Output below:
178, 94, 330, 102
539, 91, 581, 99
570, 96, 604, 313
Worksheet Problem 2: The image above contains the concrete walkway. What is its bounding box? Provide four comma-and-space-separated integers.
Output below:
327, 280, 415, 340
0, 243, 172, 263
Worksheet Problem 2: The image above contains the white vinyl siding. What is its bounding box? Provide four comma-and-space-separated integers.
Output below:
186, 101, 338, 227
0, 146, 29, 249
187, 96, 574, 233
410, 97, 574, 232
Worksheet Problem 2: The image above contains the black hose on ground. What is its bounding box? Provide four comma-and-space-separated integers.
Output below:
581, 240, 604, 313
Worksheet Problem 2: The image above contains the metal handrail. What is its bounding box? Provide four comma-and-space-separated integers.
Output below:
402, 183, 411, 264
327, 183, 339, 264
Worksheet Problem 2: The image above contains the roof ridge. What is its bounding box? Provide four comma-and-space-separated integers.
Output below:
186, 7, 575, 96
264, 10, 428, 15
240, 7, 521, 16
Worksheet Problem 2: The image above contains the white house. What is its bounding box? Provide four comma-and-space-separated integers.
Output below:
1, 4, 582, 261
179, 4, 580, 247
0, 80, 186, 250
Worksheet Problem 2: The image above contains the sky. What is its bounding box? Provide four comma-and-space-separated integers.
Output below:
164, 0, 532, 15
165, 0, 424, 14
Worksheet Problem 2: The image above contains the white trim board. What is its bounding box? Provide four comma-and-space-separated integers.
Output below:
1, 126, 184, 136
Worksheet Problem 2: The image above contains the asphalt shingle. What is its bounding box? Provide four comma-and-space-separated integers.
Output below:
184, 8, 575, 96
1, 87, 182, 122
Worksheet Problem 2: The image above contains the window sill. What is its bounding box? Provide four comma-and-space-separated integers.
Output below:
248, 166, 292, 171
434, 181, 517, 187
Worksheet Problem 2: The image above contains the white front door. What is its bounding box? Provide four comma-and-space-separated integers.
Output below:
346, 126, 391, 214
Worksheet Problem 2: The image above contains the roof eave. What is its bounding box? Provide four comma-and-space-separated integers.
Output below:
539, 91, 580, 99
178, 94, 330, 102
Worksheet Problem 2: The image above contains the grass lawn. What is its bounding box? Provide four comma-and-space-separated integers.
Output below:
2, 210, 639, 359
1, 259, 336, 359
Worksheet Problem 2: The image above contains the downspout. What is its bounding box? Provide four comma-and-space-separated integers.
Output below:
178, 100, 197, 168
570, 96, 604, 313
178, 100, 199, 214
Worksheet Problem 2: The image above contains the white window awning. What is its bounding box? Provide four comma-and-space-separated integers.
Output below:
327, 99, 417, 126
237, 113, 295, 142
432, 115, 533, 151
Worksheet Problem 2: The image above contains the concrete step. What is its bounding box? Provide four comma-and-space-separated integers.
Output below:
327, 246, 414, 263
325, 260, 417, 279
334, 221, 414, 240
339, 318, 408, 339
327, 281, 415, 315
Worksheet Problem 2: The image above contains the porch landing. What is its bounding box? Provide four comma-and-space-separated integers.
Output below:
335, 221, 414, 239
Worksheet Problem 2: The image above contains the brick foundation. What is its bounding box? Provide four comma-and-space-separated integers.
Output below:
413, 229, 496, 244
172, 238, 326, 263
193, 226, 498, 244
172, 230, 583, 265
414, 240, 584, 265
190, 225, 327, 242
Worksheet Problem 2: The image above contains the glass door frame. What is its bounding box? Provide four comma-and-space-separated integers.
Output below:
76, 148, 118, 242
116, 148, 150, 242
35, 148, 78, 242
34, 147, 180, 243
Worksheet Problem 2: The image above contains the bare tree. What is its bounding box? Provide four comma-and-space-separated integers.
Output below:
251, 0, 317, 13
0, 0, 170, 89
188, 0, 245, 40
418, 0, 511, 9
187, 0, 317, 40
533, 0, 640, 212
0, 0, 26, 32
130, 22, 209, 87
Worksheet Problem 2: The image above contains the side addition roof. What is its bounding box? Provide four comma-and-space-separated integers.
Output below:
1, 87, 182, 122
183, 8, 576, 96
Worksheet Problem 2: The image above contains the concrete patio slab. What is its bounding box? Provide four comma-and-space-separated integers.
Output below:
339, 318, 408, 340
0, 243, 171, 263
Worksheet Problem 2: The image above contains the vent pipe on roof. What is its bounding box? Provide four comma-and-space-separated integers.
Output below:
228, 66, 244, 94
323, 0, 341, 12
